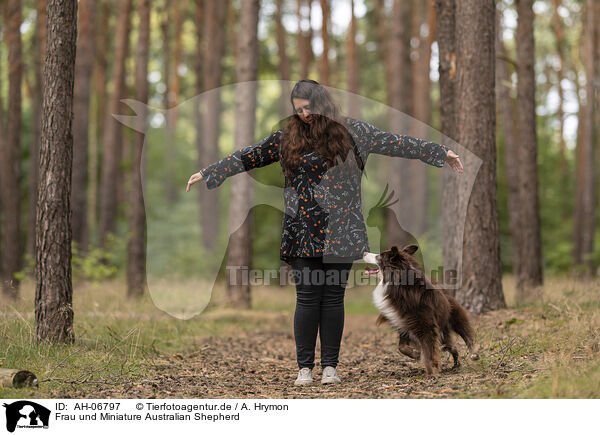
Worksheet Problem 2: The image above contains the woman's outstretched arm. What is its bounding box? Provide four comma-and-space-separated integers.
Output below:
186, 129, 283, 191
349, 118, 461, 170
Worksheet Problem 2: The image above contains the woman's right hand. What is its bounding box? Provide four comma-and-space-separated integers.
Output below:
186, 171, 204, 192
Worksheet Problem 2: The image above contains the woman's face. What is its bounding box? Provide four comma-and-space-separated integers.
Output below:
292, 98, 313, 123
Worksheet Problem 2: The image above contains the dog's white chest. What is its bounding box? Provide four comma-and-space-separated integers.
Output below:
372, 278, 408, 332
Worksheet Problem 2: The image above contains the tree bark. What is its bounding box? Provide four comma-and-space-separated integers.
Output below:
276, 0, 291, 117
227, 0, 238, 61
496, 6, 522, 281
374, 0, 391, 100
194, 0, 205, 232
26, 0, 47, 261
297, 0, 313, 80
407, 0, 434, 236
35, 0, 77, 343
515, 0, 543, 296
161, 1, 172, 202
71, 0, 97, 253
573, 98, 585, 266
574, 0, 597, 275
319, 0, 330, 85
411, 0, 435, 127
454, 0, 505, 314
99, 0, 132, 247
435, 0, 461, 295
0, 29, 3, 281
226, 0, 260, 308
127, 0, 150, 298
88, 0, 111, 244
551, 0, 568, 176
345, 0, 360, 119
1, 0, 23, 297
200, 0, 228, 252
163, 0, 180, 204
386, 0, 413, 248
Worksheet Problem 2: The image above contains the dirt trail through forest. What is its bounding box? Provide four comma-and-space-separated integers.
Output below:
46, 309, 540, 399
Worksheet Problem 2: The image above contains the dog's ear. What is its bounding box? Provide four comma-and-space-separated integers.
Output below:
390, 246, 400, 261
402, 244, 419, 255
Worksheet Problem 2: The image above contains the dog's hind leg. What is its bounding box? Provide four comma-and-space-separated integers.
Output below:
448, 296, 480, 360
441, 334, 460, 369
398, 334, 420, 360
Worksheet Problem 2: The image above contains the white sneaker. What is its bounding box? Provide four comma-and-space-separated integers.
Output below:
321, 366, 341, 384
294, 367, 313, 386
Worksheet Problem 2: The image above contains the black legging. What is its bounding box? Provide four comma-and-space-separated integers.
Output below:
289, 257, 354, 369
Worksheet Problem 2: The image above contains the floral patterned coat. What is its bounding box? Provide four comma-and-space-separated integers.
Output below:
199, 117, 449, 264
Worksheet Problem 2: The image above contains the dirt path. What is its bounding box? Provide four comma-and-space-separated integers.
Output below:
44, 310, 542, 399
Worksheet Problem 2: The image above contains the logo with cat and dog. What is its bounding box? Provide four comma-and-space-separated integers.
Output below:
115, 80, 481, 319
3, 401, 51, 432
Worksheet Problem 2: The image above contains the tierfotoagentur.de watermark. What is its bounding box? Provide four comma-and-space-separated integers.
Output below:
225, 265, 459, 289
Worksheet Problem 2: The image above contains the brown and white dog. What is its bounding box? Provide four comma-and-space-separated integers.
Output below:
363, 245, 479, 377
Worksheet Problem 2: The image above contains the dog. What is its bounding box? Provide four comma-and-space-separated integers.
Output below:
363, 245, 479, 377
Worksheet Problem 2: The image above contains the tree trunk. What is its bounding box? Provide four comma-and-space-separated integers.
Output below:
35, 0, 77, 343
407, 0, 434, 236
515, 0, 543, 296
345, 0, 360, 119
99, 0, 132, 247
297, 0, 312, 80
575, 0, 597, 275
171, 3, 184, 118
386, 0, 413, 248
0, 0, 23, 297
163, 0, 180, 204
89, 0, 111, 245
573, 98, 585, 266
551, 0, 568, 177
194, 0, 205, 228
435, 0, 461, 295
161, 2, 172, 202
411, 0, 435, 126
319, 0, 330, 85
200, 0, 228, 252
496, 6, 522, 281
127, 0, 150, 298
374, 0, 391, 101
226, 0, 260, 309
276, 0, 291, 117
26, 0, 46, 261
454, 0, 505, 314
227, 0, 238, 61
596, 1, 600, 241
0, 34, 3, 286
71, 0, 97, 253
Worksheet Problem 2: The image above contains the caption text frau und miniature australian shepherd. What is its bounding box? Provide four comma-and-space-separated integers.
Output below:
363, 245, 479, 377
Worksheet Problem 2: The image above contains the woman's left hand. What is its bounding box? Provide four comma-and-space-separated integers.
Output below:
446, 149, 463, 173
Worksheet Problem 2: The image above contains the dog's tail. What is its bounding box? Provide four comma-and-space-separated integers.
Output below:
448, 296, 480, 360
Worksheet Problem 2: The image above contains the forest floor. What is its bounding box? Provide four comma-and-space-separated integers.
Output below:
1, 273, 599, 399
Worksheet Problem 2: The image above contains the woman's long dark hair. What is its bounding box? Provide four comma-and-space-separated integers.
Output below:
280, 79, 364, 179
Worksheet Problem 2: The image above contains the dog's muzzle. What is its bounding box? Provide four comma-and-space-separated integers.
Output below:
363, 252, 380, 275
363, 252, 379, 264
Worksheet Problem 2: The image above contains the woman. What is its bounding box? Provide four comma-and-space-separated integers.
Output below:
186, 79, 463, 386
